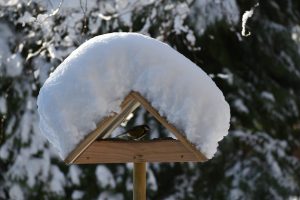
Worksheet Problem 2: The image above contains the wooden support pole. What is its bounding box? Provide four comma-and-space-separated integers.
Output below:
133, 162, 146, 200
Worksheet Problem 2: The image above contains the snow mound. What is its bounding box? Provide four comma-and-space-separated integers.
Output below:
37, 32, 230, 159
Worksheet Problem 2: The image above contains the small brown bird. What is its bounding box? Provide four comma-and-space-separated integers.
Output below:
117, 125, 150, 140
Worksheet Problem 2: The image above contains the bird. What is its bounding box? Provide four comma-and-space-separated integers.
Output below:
116, 125, 150, 140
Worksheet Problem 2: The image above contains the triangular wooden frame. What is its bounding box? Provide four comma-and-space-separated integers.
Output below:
65, 92, 208, 164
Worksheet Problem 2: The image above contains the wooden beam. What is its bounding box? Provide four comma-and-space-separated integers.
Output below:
73, 139, 203, 164
133, 162, 146, 200
98, 98, 140, 140
131, 92, 208, 161
65, 95, 140, 164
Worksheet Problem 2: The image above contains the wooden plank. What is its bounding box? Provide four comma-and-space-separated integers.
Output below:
131, 92, 208, 162
65, 95, 140, 164
73, 139, 202, 163
98, 98, 140, 140
64, 116, 114, 164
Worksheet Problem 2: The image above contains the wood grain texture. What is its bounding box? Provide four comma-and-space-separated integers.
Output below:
73, 139, 203, 163
65, 95, 140, 164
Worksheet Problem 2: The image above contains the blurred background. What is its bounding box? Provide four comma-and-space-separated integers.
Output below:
0, 0, 300, 199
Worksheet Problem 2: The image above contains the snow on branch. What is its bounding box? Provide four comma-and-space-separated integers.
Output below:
241, 3, 259, 37
35, 0, 64, 24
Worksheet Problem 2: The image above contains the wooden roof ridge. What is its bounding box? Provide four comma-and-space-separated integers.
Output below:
64, 91, 208, 164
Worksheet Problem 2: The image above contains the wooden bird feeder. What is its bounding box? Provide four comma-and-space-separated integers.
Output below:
64, 91, 208, 200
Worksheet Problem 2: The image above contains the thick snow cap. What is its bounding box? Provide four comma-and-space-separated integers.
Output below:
37, 33, 230, 159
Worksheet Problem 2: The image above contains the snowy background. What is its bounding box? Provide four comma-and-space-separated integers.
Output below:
0, 0, 300, 199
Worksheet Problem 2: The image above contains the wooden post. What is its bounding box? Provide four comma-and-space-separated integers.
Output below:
133, 162, 146, 200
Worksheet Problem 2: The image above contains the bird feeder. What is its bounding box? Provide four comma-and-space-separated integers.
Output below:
65, 91, 207, 164
37, 33, 230, 200
64, 91, 207, 200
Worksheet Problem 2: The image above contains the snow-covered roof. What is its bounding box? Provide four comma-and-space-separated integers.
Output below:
37, 32, 230, 160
